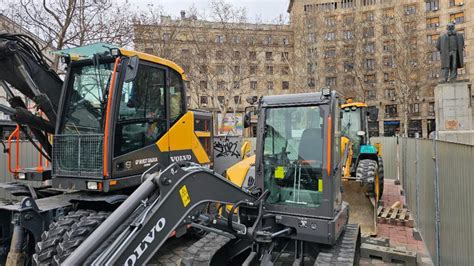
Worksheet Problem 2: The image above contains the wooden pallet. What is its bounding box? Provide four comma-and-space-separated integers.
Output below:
361, 243, 417, 264
377, 206, 414, 227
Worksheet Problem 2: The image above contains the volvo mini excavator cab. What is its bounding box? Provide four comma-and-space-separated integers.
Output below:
0, 35, 213, 264
340, 99, 384, 236
63, 91, 361, 265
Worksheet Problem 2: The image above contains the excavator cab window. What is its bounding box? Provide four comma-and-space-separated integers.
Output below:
263, 105, 324, 208
62, 62, 114, 134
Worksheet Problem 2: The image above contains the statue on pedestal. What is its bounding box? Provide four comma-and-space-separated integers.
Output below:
436, 23, 465, 82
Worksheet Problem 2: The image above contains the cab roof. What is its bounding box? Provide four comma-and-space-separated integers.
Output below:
54, 43, 187, 80
341, 102, 368, 109
261, 92, 337, 107
119, 49, 187, 80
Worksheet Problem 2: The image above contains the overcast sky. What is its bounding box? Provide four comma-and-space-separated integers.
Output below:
128, 0, 290, 23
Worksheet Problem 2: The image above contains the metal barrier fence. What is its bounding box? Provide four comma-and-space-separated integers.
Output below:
380, 137, 474, 266
371, 137, 399, 181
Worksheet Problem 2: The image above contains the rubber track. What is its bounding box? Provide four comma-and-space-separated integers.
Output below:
378, 156, 385, 199
181, 232, 232, 266
314, 224, 361, 266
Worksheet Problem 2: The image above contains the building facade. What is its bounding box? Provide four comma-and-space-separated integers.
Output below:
134, 0, 473, 137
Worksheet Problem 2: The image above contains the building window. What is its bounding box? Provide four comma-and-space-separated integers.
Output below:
325, 16, 337, 27
363, 27, 375, 38
282, 37, 289, 45
281, 52, 289, 61
265, 52, 273, 61
325, 32, 336, 41
217, 96, 225, 105
383, 41, 393, 52
385, 88, 396, 99
162, 32, 171, 41
364, 74, 376, 84
383, 8, 395, 20
325, 77, 336, 87
249, 65, 257, 75
249, 51, 257, 60
409, 103, 420, 115
267, 81, 274, 90
385, 105, 398, 118
200, 96, 208, 105
449, 0, 464, 7
282, 66, 290, 75
405, 5, 417, 15
428, 102, 435, 116
264, 35, 272, 45
324, 48, 336, 58
429, 51, 441, 62
307, 63, 316, 74
250, 81, 257, 90
343, 31, 353, 40
408, 120, 422, 138
308, 33, 316, 43
308, 78, 316, 88
307, 48, 317, 59
362, 0, 376, 7
233, 51, 240, 60
234, 96, 241, 104
266, 65, 274, 75
383, 56, 394, 67
233, 81, 240, 90
426, 0, 439, 12
199, 80, 207, 89
343, 15, 354, 25
344, 61, 354, 72
233, 65, 241, 75
282, 81, 289, 90
450, 12, 465, 24
215, 35, 224, 43
427, 34, 440, 45
217, 81, 226, 90
232, 35, 240, 44
365, 59, 375, 70
384, 72, 394, 82
216, 50, 224, 60
365, 12, 375, 21
366, 90, 376, 100
217, 65, 225, 75
365, 42, 375, 53
426, 17, 440, 29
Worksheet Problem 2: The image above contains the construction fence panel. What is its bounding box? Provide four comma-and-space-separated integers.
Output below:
437, 141, 474, 266
0, 141, 41, 200
403, 138, 418, 218
371, 137, 398, 180
415, 139, 437, 265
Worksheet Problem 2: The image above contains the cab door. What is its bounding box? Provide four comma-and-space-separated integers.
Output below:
111, 61, 170, 178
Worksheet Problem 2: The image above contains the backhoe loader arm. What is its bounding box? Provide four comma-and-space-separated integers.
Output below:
63, 163, 257, 266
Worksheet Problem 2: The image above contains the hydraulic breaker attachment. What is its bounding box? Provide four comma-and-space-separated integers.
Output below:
64, 163, 256, 265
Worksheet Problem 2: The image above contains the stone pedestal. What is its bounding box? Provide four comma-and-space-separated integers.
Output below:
434, 81, 474, 145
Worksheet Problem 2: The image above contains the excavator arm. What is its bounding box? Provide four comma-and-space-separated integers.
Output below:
63, 163, 258, 265
0, 33, 63, 159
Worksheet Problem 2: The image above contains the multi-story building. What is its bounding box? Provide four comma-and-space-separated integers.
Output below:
134, 1, 471, 137
288, 0, 472, 137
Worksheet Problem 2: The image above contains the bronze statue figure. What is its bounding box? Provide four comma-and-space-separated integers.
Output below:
436, 23, 465, 82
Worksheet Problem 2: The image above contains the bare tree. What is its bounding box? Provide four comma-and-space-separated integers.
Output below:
6, 0, 134, 69
379, 7, 432, 136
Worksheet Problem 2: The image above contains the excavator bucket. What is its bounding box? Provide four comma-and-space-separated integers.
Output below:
342, 180, 377, 236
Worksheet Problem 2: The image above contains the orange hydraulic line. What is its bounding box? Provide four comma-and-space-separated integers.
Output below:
326, 116, 332, 177
103, 57, 121, 177
7, 125, 20, 174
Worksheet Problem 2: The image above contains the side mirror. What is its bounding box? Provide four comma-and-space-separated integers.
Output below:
124, 56, 139, 82
246, 96, 258, 105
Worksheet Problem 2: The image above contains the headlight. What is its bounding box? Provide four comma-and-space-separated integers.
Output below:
87, 181, 98, 190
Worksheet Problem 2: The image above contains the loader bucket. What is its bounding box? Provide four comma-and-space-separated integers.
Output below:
342, 180, 377, 236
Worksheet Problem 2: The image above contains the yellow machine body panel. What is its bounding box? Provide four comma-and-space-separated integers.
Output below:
226, 155, 256, 187
156, 112, 211, 164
